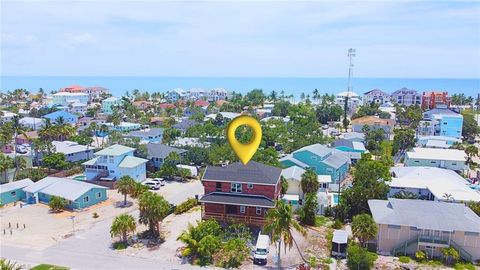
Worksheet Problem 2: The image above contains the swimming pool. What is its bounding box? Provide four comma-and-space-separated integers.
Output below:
73, 175, 86, 181
469, 185, 480, 191
333, 193, 340, 204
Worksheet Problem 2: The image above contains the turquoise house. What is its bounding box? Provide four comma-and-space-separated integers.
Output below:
280, 144, 350, 184
0, 179, 34, 205
23, 177, 107, 209
101, 97, 121, 115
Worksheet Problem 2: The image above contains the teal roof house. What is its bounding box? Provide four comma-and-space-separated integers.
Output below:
0, 179, 34, 206
23, 177, 107, 209
280, 144, 350, 184
83, 144, 148, 182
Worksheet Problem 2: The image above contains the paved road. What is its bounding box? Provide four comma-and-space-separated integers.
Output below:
0, 181, 204, 270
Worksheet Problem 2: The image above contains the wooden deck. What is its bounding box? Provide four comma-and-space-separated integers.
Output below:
202, 212, 266, 226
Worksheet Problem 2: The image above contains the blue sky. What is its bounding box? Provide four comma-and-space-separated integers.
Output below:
1, 1, 479, 78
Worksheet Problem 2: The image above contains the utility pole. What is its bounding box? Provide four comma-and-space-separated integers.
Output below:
343, 48, 356, 132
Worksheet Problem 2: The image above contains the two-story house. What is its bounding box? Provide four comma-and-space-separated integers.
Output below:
83, 144, 148, 182
101, 97, 121, 114
199, 161, 282, 226
280, 144, 350, 184
363, 89, 390, 105
369, 199, 480, 262
391, 88, 421, 106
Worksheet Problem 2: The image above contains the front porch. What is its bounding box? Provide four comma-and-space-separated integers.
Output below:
201, 210, 267, 226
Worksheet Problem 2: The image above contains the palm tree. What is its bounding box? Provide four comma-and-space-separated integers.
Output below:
138, 192, 170, 239
13, 156, 26, 180
0, 258, 24, 270
351, 214, 378, 247
89, 122, 100, 147
465, 145, 478, 164
110, 214, 136, 244
313, 89, 320, 102
0, 154, 14, 182
116, 176, 136, 207
300, 168, 319, 194
264, 200, 306, 269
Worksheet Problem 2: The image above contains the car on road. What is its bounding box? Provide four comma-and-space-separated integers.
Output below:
16, 145, 27, 154
322, 124, 329, 130
143, 180, 160, 190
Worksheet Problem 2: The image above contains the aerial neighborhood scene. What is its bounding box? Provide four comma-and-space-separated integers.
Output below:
1, 1, 480, 270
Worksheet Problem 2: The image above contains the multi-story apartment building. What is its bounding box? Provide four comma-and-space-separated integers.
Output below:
363, 89, 390, 105
422, 91, 451, 110
417, 108, 463, 138
391, 88, 421, 106
199, 161, 282, 226
101, 97, 121, 114
60, 85, 108, 102
52, 92, 89, 107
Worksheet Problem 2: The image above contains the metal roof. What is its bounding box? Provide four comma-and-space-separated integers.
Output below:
293, 144, 332, 157
118, 156, 148, 168
200, 192, 275, 208
203, 161, 282, 185
406, 148, 466, 162
95, 144, 134, 156
368, 199, 480, 233
322, 152, 350, 169
390, 167, 480, 202
52, 140, 92, 155
23, 177, 106, 201
332, 230, 349, 244
0, 179, 34, 193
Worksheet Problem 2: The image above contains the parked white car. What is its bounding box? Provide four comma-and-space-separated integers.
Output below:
143, 180, 160, 190
253, 234, 270, 265
153, 178, 166, 186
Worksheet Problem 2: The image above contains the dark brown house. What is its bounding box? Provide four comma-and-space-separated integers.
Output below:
199, 161, 282, 226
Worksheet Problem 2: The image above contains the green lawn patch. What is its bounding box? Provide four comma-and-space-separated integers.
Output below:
454, 262, 476, 270
315, 215, 329, 226
30, 264, 69, 270
398, 256, 410, 263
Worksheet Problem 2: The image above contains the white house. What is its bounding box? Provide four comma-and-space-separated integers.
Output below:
19, 117, 45, 130
389, 167, 480, 202
52, 92, 89, 106
1, 111, 17, 122
335, 91, 361, 114
404, 148, 467, 171
52, 141, 94, 162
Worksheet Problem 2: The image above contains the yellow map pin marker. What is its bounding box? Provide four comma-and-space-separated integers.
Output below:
227, 115, 262, 165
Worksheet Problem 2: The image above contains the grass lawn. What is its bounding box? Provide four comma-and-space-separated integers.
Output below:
30, 264, 69, 270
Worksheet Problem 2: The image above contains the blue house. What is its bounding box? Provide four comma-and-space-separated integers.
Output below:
22, 177, 107, 209
0, 179, 34, 205
333, 139, 367, 163
44, 110, 78, 125
418, 108, 463, 139
280, 144, 350, 184
83, 144, 148, 182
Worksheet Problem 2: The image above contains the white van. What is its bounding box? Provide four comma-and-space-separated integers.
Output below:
253, 234, 270, 265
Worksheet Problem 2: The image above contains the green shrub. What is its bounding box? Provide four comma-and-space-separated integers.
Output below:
48, 196, 68, 212
454, 262, 476, 270
346, 243, 377, 270
331, 219, 343, 229
113, 241, 127, 250
398, 256, 410, 263
415, 250, 427, 262
308, 256, 318, 268
315, 215, 328, 226
174, 198, 198, 215
92, 212, 99, 218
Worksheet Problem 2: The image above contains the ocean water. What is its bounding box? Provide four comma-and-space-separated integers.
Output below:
1, 76, 479, 98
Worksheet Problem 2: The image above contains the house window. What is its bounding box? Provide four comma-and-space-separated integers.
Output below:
109, 156, 114, 163
83, 196, 89, 202
216, 182, 222, 192
10, 191, 16, 197
231, 183, 242, 193
311, 156, 317, 160
414, 161, 420, 163
430, 161, 436, 164
326, 168, 333, 173
247, 183, 254, 189
240, 206, 246, 213
256, 207, 262, 215
96, 192, 102, 198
